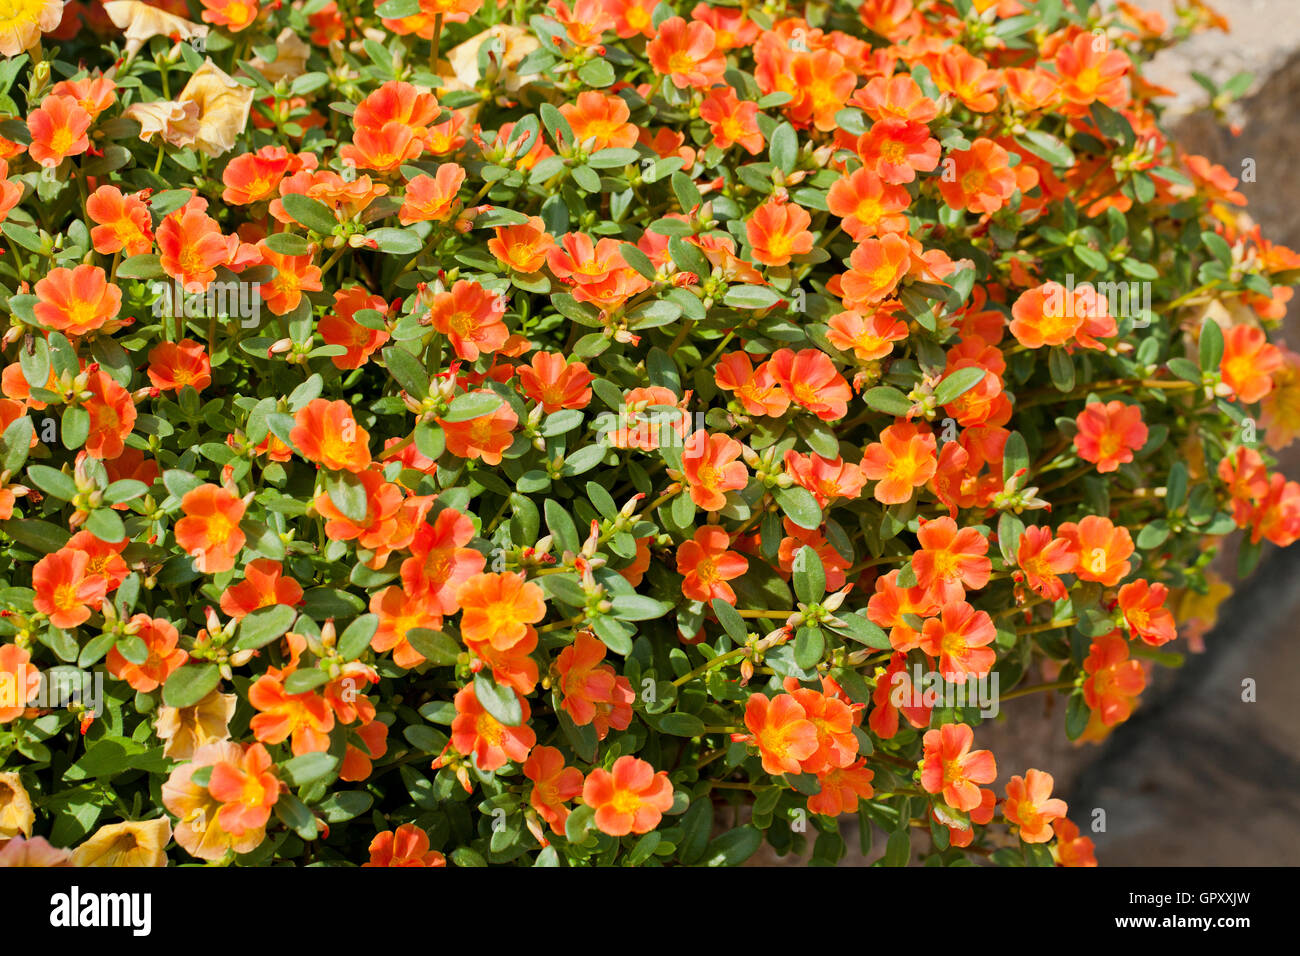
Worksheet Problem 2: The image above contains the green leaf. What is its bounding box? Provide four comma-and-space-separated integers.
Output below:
281, 193, 338, 233
162, 663, 221, 708
791, 545, 825, 603
234, 604, 297, 651
1016, 130, 1075, 168
406, 627, 461, 666
863, 386, 912, 416
794, 626, 825, 669
27, 465, 76, 501
609, 594, 673, 621
282, 752, 339, 787
0, 415, 32, 472
442, 390, 503, 423
722, 284, 781, 310
934, 366, 986, 407
704, 825, 762, 866
383, 344, 429, 400
656, 712, 705, 736
337, 613, 379, 661
774, 485, 821, 530
473, 671, 523, 726
368, 227, 423, 255
768, 122, 798, 174
324, 469, 369, 523
1199, 318, 1225, 371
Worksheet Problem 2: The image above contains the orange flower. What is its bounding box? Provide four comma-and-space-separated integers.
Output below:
33, 264, 121, 337
0, 643, 39, 722
157, 197, 239, 293
438, 398, 518, 465
400, 507, 485, 612
487, 216, 556, 273
867, 569, 939, 652
868, 651, 932, 737
840, 233, 911, 308
427, 279, 509, 361
602, 0, 656, 38
913, 517, 991, 605
1003, 769, 1068, 843
290, 398, 372, 472
560, 91, 638, 151
767, 348, 851, 421
457, 571, 547, 652
517, 351, 593, 413
86, 185, 153, 256
1074, 400, 1147, 473
555, 631, 634, 739
174, 483, 248, 573
27, 94, 93, 167
467, 625, 540, 697
258, 242, 323, 316
807, 760, 875, 816
1054, 32, 1130, 111
783, 450, 866, 507
854, 74, 938, 124
826, 306, 909, 361
147, 339, 211, 393
1118, 579, 1177, 647
827, 168, 910, 241
714, 352, 790, 417
676, 525, 748, 604
318, 286, 390, 370
855, 119, 940, 184
364, 824, 446, 867
107, 615, 187, 692
162, 741, 267, 861
248, 673, 334, 755
1014, 526, 1078, 602
221, 145, 295, 204
449, 682, 535, 772
32, 547, 108, 629
698, 87, 763, 154
1051, 817, 1098, 867
1009, 281, 1114, 350
1083, 630, 1146, 726
219, 558, 304, 620
938, 138, 1017, 214
920, 600, 997, 683
207, 743, 280, 837
200, 0, 259, 31
746, 199, 813, 267
313, 469, 402, 545
1058, 515, 1134, 586
931, 49, 1001, 113
861, 423, 938, 505
680, 430, 748, 511
1220, 324, 1282, 404
524, 745, 585, 834
399, 164, 466, 225
369, 586, 444, 669
67, 529, 128, 592
919, 722, 997, 812
781, 676, 860, 774
741, 692, 818, 775
83, 370, 137, 460
581, 754, 674, 836
646, 16, 725, 90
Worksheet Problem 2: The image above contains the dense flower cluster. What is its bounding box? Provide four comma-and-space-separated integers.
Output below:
0, 0, 1292, 868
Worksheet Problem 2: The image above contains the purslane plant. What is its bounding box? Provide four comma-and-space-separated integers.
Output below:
0, 0, 1294, 868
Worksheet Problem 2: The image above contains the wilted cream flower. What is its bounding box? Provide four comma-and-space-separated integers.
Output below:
102, 0, 207, 46
0, 771, 34, 839
124, 98, 200, 150
444, 24, 540, 92
0, 0, 64, 60
154, 689, 236, 760
175, 59, 255, 157
71, 818, 172, 867
247, 27, 310, 83
0, 834, 71, 866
